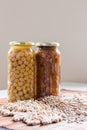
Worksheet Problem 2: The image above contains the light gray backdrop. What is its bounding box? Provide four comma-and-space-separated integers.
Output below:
0, 0, 87, 89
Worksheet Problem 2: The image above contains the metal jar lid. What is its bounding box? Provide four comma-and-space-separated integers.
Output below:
9, 41, 35, 46
36, 42, 60, 47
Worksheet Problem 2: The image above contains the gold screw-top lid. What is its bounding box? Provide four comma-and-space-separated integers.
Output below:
9, 41, 35, 46
36, 42, 59, 47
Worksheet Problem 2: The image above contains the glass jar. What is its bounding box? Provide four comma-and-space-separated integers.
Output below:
36, 42, 61, 98
8, 41, 36, 102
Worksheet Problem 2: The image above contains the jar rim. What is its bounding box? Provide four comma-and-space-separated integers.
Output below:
36, 42, 60, 47
9, 41, 35, 46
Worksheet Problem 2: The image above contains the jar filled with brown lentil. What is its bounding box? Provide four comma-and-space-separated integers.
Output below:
36, 42, 61, 98
8, 41, 36, 102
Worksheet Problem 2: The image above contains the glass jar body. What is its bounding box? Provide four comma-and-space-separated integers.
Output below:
8, 45, 35, 102
36, 46, 61, 98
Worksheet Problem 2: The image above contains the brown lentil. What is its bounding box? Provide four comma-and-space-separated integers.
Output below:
36, 42, 61, 98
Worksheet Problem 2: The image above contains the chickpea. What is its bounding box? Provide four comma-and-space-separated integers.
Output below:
25, 67, 29, 71
18, 81, 23, 86
15, 95, 21, 101
21, 57, 26, 62
9, 76, 15, 82
18, 91, 23, 96
20, 96, 25, 100
19, 73, 24, 78
13, 62, 18, 67
18, 60, 23, 65
19, 78, 24, 82
24, 93, 30, 99
16, 86, 22, 91
23, 89, 27, 95
15, 70, 19, 75
24, 72, 29, 76
16, 65, 21, 71
14, 74, 19, 79
27, 56, 30, 61
13, 89, 18, 94
10, 96, 16, 101
20, 64, 25, 69
21, 68, 25, 73
27, 84, 31, 89
11, 67, 15, 72
25, 79, 30, 84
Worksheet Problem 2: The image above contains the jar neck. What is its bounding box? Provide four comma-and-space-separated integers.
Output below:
11, 45, 32, 50
37, 46, 57, 51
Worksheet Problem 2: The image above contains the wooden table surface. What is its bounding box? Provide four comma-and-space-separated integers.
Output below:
0, 89, 87, 130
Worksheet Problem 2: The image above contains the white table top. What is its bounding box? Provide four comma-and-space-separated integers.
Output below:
0, 82, 87, 98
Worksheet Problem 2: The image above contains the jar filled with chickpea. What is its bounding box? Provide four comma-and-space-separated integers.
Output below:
8, 41, 36, 102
